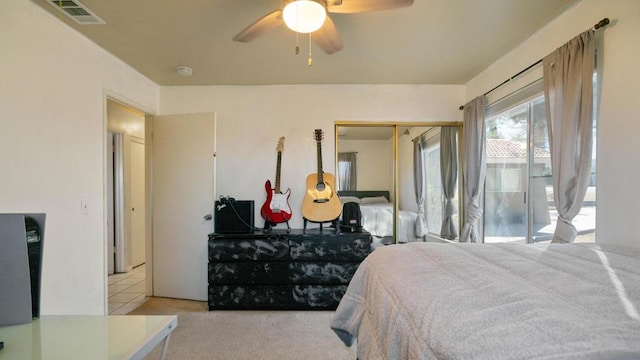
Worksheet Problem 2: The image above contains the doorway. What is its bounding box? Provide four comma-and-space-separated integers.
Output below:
106, 98, 148, 314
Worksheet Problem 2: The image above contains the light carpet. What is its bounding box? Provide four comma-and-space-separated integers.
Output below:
128, 297, 356, 360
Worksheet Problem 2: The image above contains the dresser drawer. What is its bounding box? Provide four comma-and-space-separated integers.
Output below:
290, 285, 347, 309
289, 262, 361, 284
208, 285, 289, 309
209, 262, 289, 284
208, 238, 289, 261
289, 234, 371, 261
207, 230, 371, 310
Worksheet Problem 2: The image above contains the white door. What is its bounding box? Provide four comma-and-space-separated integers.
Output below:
107, 132, 115, 275
130, 139, 146, 268
152, 113, 215, 300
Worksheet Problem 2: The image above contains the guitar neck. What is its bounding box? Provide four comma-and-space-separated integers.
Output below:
274, 151, 282, 193
316, 140, 324, 184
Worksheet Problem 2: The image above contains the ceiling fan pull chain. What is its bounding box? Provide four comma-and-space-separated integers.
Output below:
295, 32, 300, 55
308, 33, 313, 67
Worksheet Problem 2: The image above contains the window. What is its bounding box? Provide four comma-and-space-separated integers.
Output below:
484, 81, 596, 243
486, 168, 522, 193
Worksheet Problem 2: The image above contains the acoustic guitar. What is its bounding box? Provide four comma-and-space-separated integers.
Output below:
261, 137, 293, 225
301, 129, 342, 222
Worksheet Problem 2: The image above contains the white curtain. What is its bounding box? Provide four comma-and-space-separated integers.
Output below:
461, 96, 486, 243
413, 139, 428, 237
543, 30, 595, 243
338, 152, 357, 191
439, 127, 458, 239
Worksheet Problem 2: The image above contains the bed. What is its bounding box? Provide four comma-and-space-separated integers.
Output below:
337, 191, 421, 245
330, 242, 640, 359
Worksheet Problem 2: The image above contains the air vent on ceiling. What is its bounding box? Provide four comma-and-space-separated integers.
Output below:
47, 0, 106, 25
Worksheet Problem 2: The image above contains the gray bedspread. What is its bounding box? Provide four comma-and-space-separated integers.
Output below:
330, 242, 640, 359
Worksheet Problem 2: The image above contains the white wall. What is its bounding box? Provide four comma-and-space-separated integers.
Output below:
338, 139, 394, 193
0, 0, 159, 314
465, 0, 640, 247
107, 100, 146, 139
160, 85, 464, 229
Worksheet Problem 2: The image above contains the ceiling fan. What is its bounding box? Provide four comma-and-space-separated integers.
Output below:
232, 0, 414, 55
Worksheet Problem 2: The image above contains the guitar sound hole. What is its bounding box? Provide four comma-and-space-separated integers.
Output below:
316, 183, 326, 191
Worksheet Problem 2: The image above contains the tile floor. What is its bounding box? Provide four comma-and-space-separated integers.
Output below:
108, 264, 147, 314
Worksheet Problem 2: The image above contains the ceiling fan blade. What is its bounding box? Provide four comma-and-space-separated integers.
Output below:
232, 10, 284, 42
311, 16, 343, 54
327, 0, 413, 14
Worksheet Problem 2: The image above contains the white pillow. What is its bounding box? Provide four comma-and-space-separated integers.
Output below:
340, 196, 361, 204
360, 196, 388, 204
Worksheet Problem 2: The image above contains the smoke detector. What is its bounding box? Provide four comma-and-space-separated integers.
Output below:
176, 66, 193, 77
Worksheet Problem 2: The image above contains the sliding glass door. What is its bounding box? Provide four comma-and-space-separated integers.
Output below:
484, 92, 552, 243
484, 88, 596, 243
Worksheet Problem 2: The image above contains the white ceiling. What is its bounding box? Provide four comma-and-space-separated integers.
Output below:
33, 0, 580, 86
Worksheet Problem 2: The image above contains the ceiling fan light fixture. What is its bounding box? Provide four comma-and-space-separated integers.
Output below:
282, 0, 327, 34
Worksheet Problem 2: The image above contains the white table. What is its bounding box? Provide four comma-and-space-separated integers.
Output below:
0, 315, 177, 360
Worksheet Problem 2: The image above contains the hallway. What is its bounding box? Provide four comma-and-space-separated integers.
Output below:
108, 264, 147, 314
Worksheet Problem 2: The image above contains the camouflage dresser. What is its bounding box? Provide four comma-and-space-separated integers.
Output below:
208, 229, 371, 310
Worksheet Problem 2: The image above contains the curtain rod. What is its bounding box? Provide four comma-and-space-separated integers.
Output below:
412, 127, 438, 142
459, 17, 610, 110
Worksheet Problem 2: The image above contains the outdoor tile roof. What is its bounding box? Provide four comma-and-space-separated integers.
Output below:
487, 139, 550, 158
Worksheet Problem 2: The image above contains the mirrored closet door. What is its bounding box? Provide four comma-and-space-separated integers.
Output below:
335, 122, 463, 247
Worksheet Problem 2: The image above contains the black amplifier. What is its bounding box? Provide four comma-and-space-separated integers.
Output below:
214, 199, 255, 233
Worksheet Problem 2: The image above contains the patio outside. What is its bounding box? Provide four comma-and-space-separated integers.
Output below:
484, 186, 595, 244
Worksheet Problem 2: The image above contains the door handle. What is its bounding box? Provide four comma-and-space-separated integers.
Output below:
204, 214, 212, 221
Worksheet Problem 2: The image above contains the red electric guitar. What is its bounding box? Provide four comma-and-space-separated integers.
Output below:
261, 137, 292, 228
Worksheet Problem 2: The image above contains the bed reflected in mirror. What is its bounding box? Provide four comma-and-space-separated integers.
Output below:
336, 124, 395, 248
335, 122, 462, 247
